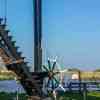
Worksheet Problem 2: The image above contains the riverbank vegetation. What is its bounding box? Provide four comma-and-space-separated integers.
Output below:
0, 70, 16, 80
57, 91, 100, 100
0, 92, 27, 100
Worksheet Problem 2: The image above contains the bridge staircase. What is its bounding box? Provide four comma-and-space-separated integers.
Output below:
0, 18, 46, 98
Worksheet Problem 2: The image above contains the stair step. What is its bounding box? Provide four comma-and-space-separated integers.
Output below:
12, 41, 16, 46
0, 24, 6, 30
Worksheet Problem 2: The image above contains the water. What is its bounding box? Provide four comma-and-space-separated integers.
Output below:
0, 80, 25, 93
0, 79, 100, 93
45, 78, 100, 92
62, 79, 100, 91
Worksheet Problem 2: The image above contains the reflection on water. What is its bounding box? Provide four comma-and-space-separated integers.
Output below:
0, 80, 25, 93
1, 80, 100, 93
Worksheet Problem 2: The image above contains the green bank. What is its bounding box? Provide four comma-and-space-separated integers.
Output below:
57, 91, 100, 100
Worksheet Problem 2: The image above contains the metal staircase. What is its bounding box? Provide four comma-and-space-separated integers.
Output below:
0, 18, 47, 98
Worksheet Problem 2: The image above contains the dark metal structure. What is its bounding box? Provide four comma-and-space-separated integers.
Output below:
0, 18, 47, 98
34, 0, 42, 72
0, 0, 49, 99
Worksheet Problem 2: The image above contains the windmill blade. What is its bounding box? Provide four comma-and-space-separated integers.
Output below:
52, 61, 56, 71
47, 78, 51, 88
42, 65, 49, 72
48, 59, 51, 70
51, 79, 54, 90
53, 56, 57, 62
53, 77, 59, 88
53, 76, 59, 85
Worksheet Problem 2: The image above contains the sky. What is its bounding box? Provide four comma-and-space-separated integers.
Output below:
0, 0, 33, 69
1, 0, 100, 71
43, 0, 100, 71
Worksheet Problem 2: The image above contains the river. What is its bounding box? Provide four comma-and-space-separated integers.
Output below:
0, 80, 25, 93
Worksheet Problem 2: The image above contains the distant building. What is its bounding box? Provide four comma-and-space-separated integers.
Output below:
72, 74, 79, 80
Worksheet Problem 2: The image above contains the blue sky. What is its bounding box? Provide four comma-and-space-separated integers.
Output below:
0, 0, 33, 69
43, 0, 100, 71
0, 0, 100, 71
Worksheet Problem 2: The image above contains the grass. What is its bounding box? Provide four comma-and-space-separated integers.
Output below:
0, 91, 100, 100
57, 91, 100, 100
0, 92, 27, 100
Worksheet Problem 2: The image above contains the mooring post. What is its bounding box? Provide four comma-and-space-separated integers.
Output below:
83, 83, 87, 100
78, 70, 82, 93
69, 82, 72, 92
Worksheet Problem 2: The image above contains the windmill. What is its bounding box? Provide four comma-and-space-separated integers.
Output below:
42, 57, 67, 95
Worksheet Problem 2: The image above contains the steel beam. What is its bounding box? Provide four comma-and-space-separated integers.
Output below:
34, 0, 42, 72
